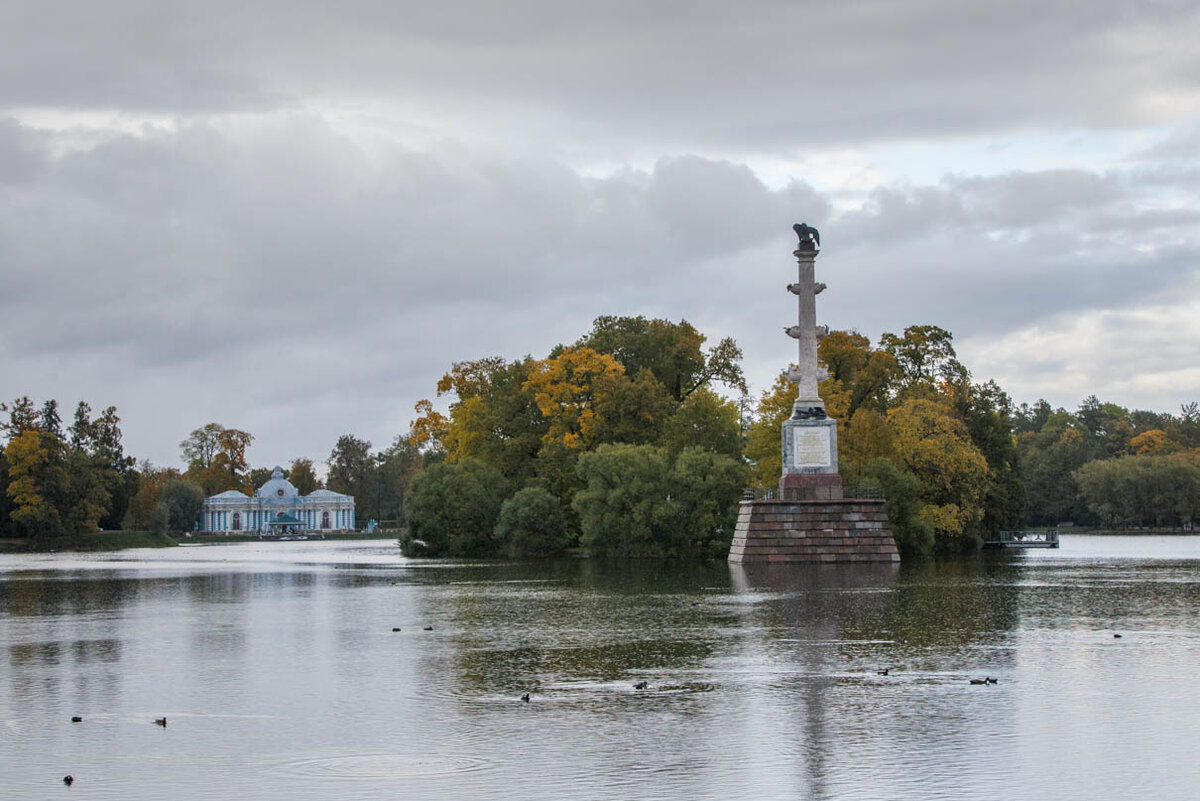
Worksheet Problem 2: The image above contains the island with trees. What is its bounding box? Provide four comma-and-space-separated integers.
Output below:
3, 316, 1199, 557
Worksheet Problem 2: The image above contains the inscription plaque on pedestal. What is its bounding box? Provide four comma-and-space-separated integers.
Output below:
794, 427, 831, 468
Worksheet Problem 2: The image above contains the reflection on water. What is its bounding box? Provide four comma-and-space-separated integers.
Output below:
2, 537, 1199, 800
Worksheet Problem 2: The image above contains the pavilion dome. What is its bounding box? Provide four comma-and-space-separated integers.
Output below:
255, 466, 300, 503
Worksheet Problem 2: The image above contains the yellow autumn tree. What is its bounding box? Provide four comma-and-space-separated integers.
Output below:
522, 347, 627, 451
743, 373, 797, 490
840, 407, 894, 479
1130, 429, 1178, 455
888, 397, 990, 548
408, 399, 450, 452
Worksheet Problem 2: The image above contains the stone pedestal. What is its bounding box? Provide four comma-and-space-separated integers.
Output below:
781, 414, 839, 492
728, 498, 899, 564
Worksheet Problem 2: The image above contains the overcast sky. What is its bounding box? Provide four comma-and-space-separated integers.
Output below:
2, 0, 1199, 471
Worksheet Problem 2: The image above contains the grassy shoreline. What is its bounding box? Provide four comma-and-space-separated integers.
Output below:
0, 530, 400, 553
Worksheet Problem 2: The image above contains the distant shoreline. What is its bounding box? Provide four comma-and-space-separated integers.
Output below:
0, 530, 399, 553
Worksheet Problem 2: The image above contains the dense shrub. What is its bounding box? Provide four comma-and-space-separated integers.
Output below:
862, 457, 934, 557
404, 459, 507, 557
495, 487, 569, 558
573, 443, 744, 558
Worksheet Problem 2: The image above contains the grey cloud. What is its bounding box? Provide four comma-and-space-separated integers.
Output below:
954, 171, 1125, 230
0, 117, 48, 182
0, 117, 827, 463
4, 1, 1199, 150
3, 102, 1199, 466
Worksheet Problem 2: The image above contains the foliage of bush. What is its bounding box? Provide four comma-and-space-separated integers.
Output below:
573, 443, 745, 558
862, 457, 934, 556
404, 459, 508, 557
495, 487, 569, 558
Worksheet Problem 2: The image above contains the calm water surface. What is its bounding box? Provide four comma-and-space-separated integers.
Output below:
2, 536, 1199, 800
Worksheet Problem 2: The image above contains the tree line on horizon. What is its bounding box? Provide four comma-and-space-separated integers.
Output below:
4, 316, 1200, 554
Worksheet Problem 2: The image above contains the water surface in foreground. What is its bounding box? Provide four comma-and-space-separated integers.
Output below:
2, 536, 1198, 800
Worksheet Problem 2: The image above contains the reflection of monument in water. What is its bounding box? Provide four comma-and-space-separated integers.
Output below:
728, 224, 899, 564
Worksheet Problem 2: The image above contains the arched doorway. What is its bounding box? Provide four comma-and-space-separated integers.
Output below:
321, 510, 331, 529
232, 512, 241, 531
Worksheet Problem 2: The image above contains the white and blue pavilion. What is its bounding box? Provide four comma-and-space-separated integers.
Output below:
200, 466, 356, 535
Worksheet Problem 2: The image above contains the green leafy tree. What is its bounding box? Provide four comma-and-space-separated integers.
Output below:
73, 404, 137, 529
879, 325, 969, 394
181, 423, 254, 495
743, 373, 798, 490
661, 388, 743, 460
5, 429, 68, 542
575, 315, 746, 403
670, 446, 747, 558
573, 443, 744, 558
1074, 449, 1200, 528
287, 458, 321, 495
180, 423, 224, 471
375, 438, 422, 525
590, 367, 674, 446
328, 435, 375, 521
438, 358, 546, 486
5, 429, 107, 544
1076, 395, 1134, 458
573, 443, 677, 557
403, 459, 508, 557
1, 396, 39, 439
247, 467, 273, 490
123, 462, 181, 531
40, 400, 62, 438
160, 479, 204, 534
1018, 414, 1094, 525
495, 487, 569, 558
0, 447, 12, 538
818, 330, 900, 416
948, 380, 1026, 537
862, 457, 934, 556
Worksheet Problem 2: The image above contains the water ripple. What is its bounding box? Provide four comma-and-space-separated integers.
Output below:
275, 751, 492, 781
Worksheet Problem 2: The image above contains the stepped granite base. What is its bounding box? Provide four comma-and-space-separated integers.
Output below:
728, 498, 900, 564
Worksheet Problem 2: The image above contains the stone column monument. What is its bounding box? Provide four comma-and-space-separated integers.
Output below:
728, 224, 898, 565
780, 223, 841, 501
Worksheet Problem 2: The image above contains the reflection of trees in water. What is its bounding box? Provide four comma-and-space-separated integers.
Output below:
731, 557, 1022, 653
882, 557, 1022, 653
1, 574, 141, 617
3, 577, 137, 718
439, 559, 736, 696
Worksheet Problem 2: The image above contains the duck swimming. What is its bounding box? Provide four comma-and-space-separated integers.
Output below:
154, 717, 167, 727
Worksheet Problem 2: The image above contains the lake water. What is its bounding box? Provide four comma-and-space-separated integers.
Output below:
2, 536, 1199, 800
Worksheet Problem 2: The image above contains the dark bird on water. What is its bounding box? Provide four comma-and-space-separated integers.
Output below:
424, 626, 433, 631
969, 677, 999, 685
877, 668, 890, 676
1114, 633, 1123, 638
520, 693, 531, 703
392, 627, 402, 632
71, 716, 83, 722
154, 717, 167, 727
633, 681, 648, 690
63, 775, 74, 786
